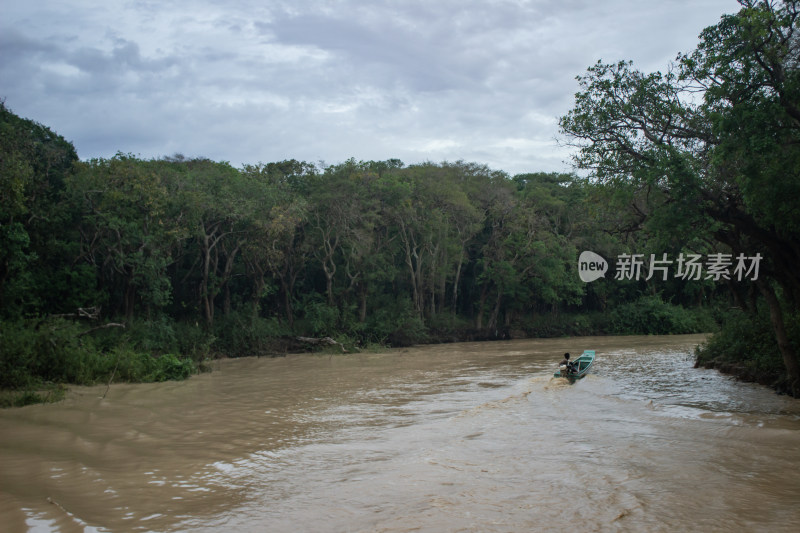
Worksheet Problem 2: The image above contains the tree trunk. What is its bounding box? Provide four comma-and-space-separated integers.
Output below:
252, 275, 264, 320
124, 282, 136, 322
324, 268, 335, 307
476, 283, 490, 330
487, 289, 502, 332
280, 276, 295, 328
725, 279, 747, 311
358, 283, 367, 323
223, 284, 232, 316
201, 233, 214, 328
220, 240, 242, 316
757, 279, 800, 394
451, 249, 464, 315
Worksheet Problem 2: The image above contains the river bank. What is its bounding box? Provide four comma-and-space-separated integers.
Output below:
693, 308, 798, 397
6, 299, 794, 409
695, 357, 788, 394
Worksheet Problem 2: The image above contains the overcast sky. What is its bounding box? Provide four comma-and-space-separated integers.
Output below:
2, 0, 738, 175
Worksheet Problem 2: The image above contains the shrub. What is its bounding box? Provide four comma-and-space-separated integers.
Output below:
174, 321, 215, 361
695, 307, 784, 376
607, 296, 715, 335
297, 297, 340, 337
107, 345, 195, 382
127, 316, 179, 354
0, 320, 39, 389
364, 294, 428, 346
212, 311, 290, 357
0, 318, 107, 388
1, 318, 199, 407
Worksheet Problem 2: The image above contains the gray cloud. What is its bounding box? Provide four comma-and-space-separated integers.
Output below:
1, 0, 739, 174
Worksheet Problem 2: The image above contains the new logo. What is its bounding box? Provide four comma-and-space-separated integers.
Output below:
578, 251, 608, 283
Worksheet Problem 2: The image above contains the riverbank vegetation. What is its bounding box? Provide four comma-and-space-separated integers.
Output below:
2, 0, 799, 404
560, 0, 800, 395
0, 103, 718, 406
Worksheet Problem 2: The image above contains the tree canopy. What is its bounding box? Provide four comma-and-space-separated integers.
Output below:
560, 0, 800, 390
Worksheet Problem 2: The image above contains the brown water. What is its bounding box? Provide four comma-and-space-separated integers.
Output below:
2, 334, 800, 532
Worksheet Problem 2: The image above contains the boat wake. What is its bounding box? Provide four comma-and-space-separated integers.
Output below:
543, 376, 573, 390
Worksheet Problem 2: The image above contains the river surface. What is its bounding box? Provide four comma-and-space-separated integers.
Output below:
2, 334, 800, 532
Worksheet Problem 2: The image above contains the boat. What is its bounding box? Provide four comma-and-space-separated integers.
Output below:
554, 350, 595, 380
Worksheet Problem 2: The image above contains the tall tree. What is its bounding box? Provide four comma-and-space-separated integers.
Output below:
69, 155, 183, 320
175, 158, 257, 328
0, 101, 79, 316
560, 0, 800, 389
241, 160, 316, 327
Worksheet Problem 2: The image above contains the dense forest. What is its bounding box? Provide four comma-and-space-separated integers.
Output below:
2, 0, 799, 404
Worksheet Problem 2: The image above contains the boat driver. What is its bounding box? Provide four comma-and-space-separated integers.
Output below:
559, 352, 573, 371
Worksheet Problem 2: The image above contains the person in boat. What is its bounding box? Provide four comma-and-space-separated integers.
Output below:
559, 353, 576, 373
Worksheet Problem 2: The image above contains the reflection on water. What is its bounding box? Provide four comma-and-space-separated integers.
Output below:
2, 334, 800, 532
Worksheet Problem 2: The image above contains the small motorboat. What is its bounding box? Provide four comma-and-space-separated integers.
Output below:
554, 350, 595, 380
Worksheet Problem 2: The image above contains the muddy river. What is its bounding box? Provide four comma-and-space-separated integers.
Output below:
1, 334, 799, 532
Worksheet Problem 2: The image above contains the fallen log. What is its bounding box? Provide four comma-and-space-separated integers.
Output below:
296, 336, 348, 353
49, 306, 101, 320
78, 323, 126, 337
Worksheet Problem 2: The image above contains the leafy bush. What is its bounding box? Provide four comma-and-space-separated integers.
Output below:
153, 353, 194, 381
363, 294, 428, 346
0, 385, 66, 408
127, 316, 179, 354
0, 320, 39, 389
212, 310, 290, 357
427, 314, 473, 341
0, 318, 107, 387
0, 318, 198, 406
607, 296, 716, 335
516, 312, 607, 338
105, 345, 195, 382
695, 307, 785, 376
296, 296, 340, 337
512, 300, 714, 339
174, 321, 215, 361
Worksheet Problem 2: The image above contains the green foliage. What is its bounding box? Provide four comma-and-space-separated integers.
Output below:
695, 307, 788, 381
126, 316, 179, 354
173, 321, 216, 362
364, 294, 429, 346
211, 311, 289, 357
296, 295, 341, 337
0, 319, 40, 389
107, 346, 194, 383
0, 318, 196, 402
515, 312, 608, 338
0, 385, 66, 408
510, 300, 715, 338
606, 296, 716, 335
0, 101, 78, 317
559, 1, 800, 387
427, 313, 473, 339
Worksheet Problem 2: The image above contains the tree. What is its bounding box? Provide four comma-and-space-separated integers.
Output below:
175, 158, 263, 328
560, 0, 800, 390
240, 160, 316, 327
240, 162, 308, 321
0, 101, 79, 316
69, 155, 184, 320
474, 173, 584, 331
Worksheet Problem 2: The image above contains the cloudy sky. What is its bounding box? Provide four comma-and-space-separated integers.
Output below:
2, 0, 738, 175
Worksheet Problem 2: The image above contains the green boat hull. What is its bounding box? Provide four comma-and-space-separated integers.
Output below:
554, 350, 595, 380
